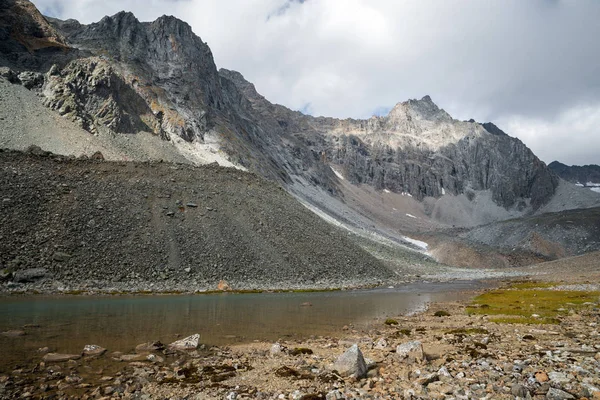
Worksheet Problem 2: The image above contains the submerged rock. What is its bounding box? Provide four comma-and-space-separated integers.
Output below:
1, 330, 26, 337
332, 344, 367, 379
42, 353, 81, 362
135, 341, 165, 353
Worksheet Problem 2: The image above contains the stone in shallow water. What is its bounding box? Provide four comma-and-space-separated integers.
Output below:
169, 333, 200, 350
82, 344, 106, 356
42, 353, 81, 362
1, 330, 25, 337
332, 344, 367, 379
119, 354, 147, 362
135, 341, 165, 353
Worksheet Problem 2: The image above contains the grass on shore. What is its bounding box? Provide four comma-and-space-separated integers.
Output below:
466, 281, 600, 325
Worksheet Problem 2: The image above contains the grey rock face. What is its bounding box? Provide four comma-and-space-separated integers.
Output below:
0, 0, 74, 70
219, 70, 559, 210
42, 57, 156, 135
51, 11, 221, 142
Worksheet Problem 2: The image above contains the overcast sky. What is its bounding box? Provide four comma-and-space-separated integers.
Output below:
34, 0, 600, 165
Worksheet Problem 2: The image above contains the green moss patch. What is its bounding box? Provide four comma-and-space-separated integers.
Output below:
467, 283, 599, 325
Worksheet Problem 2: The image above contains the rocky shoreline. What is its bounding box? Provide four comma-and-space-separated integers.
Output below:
0, 281, 598, 399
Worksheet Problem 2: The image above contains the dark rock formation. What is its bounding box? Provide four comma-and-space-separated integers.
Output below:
549, 161, 600, 185
0, 0, 74, 70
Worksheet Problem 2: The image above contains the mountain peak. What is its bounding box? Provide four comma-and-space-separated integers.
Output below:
387, 95, 452, 122
151, 14, 194, 36
100, 11, 139, 25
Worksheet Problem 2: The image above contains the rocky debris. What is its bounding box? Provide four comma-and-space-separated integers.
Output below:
169, 334, 200, 351
0, 151, 393, 293
396, 340, 425, 363
42, 353, 81, 362
332, 344, 368, 379
82, 344, 106, 356
118, 353, 147, 362
52, 252, 71, 262
12, 268, 48, 283
0, 269, 12, 282
91, 151, 104, 160
270, 342, 285, 357
373, 337, 388, 350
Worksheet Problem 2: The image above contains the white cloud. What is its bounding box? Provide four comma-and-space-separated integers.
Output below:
32, 0, 600, 164
498, 103, 600, 165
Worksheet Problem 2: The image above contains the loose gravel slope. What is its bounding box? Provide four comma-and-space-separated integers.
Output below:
0, 150, 395, 292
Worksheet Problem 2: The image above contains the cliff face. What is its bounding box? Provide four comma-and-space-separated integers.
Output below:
0, 1, 561, 216
0, 0, 73, 69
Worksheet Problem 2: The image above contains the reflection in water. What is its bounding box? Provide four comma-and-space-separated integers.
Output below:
0, 282, 481, 371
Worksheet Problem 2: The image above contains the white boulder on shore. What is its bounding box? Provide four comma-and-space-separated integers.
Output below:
169, 333, 200, 350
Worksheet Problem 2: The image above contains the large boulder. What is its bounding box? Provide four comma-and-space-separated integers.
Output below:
332, 344, 368, 379
13, 268, 48, 283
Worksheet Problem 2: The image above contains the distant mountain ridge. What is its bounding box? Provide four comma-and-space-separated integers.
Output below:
549, 161, 600, 185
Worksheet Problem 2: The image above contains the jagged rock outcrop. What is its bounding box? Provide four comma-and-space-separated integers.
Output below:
549, 161, 600, 185
42, 57, 157, 135
51, 11, 221, 142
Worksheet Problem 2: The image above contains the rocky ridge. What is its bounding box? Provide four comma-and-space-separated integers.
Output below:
549, 161, 600, 186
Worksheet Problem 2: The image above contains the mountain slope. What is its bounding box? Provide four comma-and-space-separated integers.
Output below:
0, 149, 395, 291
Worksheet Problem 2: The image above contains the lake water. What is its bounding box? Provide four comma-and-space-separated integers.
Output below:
0, 281, 484, 372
